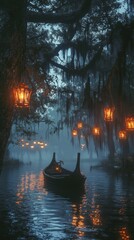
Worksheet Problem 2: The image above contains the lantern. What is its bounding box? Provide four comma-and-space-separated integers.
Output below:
119, 130, 127, 140
72, 129, 78, 136
13, 83, 32, 108
55, 166, 60, 172
77, 121, 83, 129
92, 127, 101, 136
104, 107, 114, 122
125, 117, 134, 131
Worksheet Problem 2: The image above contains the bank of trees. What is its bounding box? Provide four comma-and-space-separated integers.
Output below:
0, 0, 134, 161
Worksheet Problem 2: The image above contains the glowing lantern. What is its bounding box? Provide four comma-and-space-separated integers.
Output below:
119, 130, 127, 140
92, 127, 101, 136
55, 166, 60, 171
104, 107, 114, 122
13, 83, 32, 108
72, 129, 78, 136
77, 121, 83, 129
125, 117, 134, 131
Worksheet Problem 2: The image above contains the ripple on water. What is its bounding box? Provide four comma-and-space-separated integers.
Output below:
1, 163, 134, 240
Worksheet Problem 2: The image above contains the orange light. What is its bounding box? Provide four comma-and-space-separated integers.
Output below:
92, 127, 101, 136
104, 107, 114, 122
77, 121, 83, 129
119, 130, 127, 140
13, 83, 32, 108
125, 117, 134, 131
40, 145, 45, 149
72, 129, 78, 136
119, 227, 130, 240
56, 166, 59, 171
55, 166, 61, 172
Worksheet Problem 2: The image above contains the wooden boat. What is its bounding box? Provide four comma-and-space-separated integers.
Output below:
43, 152, 86, 191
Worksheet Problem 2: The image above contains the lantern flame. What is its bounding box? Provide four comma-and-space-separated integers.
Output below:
72, 129, 78, 136
77, 122, 83, 129
119, 130, 127, 140
92, 127, 101, 136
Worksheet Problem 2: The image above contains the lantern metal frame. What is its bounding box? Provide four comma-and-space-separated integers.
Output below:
104, 107, 115, 122
125, 117, 134, 131
118, 130, 127, 140
92, 126, 101, 136
13, 83, 32, 108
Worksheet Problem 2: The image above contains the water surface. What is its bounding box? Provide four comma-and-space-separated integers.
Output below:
0, 156, 134, 240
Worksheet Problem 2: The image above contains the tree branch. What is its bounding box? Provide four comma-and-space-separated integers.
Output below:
27, 0, 92, 23
50, 47, 103, 76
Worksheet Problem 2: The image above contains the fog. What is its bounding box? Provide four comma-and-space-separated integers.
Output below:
5, 122, 107, 169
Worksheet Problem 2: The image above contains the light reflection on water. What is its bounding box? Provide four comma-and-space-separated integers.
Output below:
0, 159, 134, 240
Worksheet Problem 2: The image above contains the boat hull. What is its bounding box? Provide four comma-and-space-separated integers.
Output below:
44, 171, 85, 184
43, 152, 86, 193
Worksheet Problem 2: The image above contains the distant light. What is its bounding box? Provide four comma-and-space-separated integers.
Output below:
119, 130, 127, 140
77, 121, 83, 129
40, 145, 45, 148
104, 107, 115, 122
72, 129, 78, 136
125, 117, 134, 131
92, 127, 101, 136
81, 143, 86, 150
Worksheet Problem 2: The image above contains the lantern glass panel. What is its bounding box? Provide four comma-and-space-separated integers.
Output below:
72, 129, 78, 136
77, 122, 83, 129
13, 83, 32, 108
92, 127, 100, 136
119, 130, 127, 140
125, 117, 134, 131
104, 107, 114, 122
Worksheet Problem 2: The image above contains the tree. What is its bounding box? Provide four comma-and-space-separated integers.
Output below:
0, 0, 134, 162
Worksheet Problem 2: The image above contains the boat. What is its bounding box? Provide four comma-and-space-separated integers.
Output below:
43, 152, 86, 192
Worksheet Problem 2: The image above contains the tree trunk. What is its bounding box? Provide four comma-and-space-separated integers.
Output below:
0, 0, 27, 164
106, 123, 115, 163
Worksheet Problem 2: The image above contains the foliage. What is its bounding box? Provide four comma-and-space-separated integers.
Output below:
0, 0, 134, 157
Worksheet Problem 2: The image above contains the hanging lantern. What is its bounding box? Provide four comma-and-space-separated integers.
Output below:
125, 117, 134, 131
119, 130, 127, 140
92, 127, 101, 136
72, 129, 78, 137
104, 107, 114, 122
13, 83, 32, 108
77, 121, 83, 129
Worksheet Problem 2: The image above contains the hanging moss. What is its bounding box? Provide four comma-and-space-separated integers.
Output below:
82, 78, 93, 111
